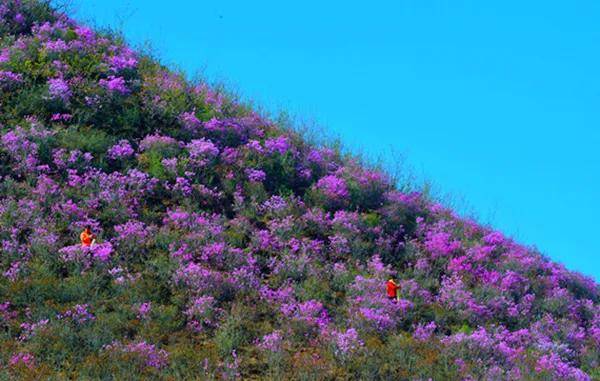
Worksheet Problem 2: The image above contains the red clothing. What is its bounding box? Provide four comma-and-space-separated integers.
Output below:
80, 230, 93, 247
386, 280, 399, 298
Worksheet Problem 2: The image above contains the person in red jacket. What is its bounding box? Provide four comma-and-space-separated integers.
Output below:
386, 278, 400, 301
80, 225, 96, 248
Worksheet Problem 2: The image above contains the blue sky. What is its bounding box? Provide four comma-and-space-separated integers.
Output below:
66, 0, 600, 280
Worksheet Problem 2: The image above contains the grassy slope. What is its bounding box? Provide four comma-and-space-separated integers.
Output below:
0, 1, 597, 380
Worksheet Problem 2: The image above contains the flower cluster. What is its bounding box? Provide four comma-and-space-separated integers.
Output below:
48, 77, 71, 102
246, 168, 266, 182
184, 296, 219, 332
257, 330, 284, 352
57, 304, 95, 324
315, 175, 349, 200
58, 242, 114, 264
103, 341, 169, 369
136, 302, 151, 320
107, 140, 134, 160
9, 352, 35, 369
413, 321, 437, 342
99, 75, 128, 94
330, 328, 363, 358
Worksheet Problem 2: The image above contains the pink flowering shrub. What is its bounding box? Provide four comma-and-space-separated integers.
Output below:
328, 328, 363, 359
281, 299, 330, 336
58, 242, 113, 266
535, 352, 591, 381
107, 139, 134, 160
184, 296, 220, 332
413, 321, 437, 342
57, 304, 95, 324
136, 302, 152, 320
0, 70, 23, 90
311, 174, 350, 210
47, 77, 71, 102
257, 330, 284, 353
99, 75, 129, 94
112, 219, 155, 259
9, 352, 35, 369
103, 340, 169, 370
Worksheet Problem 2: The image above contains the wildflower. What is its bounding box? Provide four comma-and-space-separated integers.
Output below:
413, 322, 437, 342
0, 70, 23, 87
44, 39, 69, 53
172, 177, 192, 196
331, 328, 363, 357
14, 13, 25, 24
162, 157, 178, 172
222, 350, 240, 380
424, 230, 461, 258
246, 168, 266, 182
113, 220, 151, 243
9, 352, 35, 369
203, 116, 221, 131
186, 138, 219, 161
139, 133, 177, 151
57, 304, 95, 324
185, 296, 218, 331
195, 83, 224, 111
483, 231, 505, 246
315, 175, 349, 199
179, 111, 202, 131
103, 341, 168, 369
265, 135, 291, 155
137, 302, 152, 320
99, 75, 129, 94
261, 195, 288, 213
281, 300, 330, 331
19, 319, 49, 341
50, 113, 72, 122
0, 48, 10, 62
107, 140, 134, 159
535, 352, 590, 381
48, 77, 72, 102
257, 330, 283, 352
108, 52, 138, 72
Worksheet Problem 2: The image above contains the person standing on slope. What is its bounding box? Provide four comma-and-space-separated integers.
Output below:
80, 225, 96, 248
386, 278, 400, 301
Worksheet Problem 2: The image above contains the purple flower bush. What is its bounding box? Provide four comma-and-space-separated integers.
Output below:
329, 328, 363, 359
0, 70, 23, 90
0, 1, 596, 379
317, 174, 348, 197
47, 77, 71, 102
57, 304, 95, 324
257, 330, 284, 353
99, 75, 128, 94
136, 302, 152, 320
246, 168, 266, 182
184, 295, 220, 332
103, 340, 169, 370
107, 139, 134, 160
9, 352, 35, 369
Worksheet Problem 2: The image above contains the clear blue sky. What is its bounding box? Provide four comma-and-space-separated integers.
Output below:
65, 0, 600, 280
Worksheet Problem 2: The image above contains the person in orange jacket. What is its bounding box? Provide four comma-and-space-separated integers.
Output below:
386, 278, 400, 301
80, 225, 96, 248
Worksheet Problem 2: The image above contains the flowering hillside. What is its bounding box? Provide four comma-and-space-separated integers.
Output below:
0, 1, 598, 380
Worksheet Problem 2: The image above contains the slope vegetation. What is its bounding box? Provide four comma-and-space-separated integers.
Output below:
0, 1, 598, 379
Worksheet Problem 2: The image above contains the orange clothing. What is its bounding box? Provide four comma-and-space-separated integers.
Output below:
386, 280, 399, 298
80, 231, 93, 247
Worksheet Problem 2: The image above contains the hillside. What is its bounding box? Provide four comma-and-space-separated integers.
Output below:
0, 1, 598, 380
